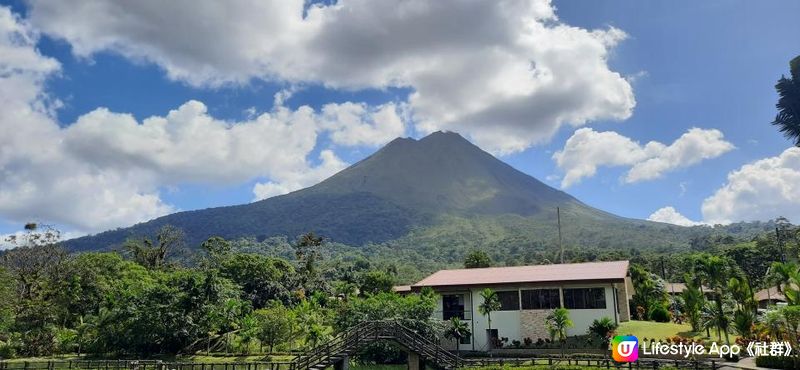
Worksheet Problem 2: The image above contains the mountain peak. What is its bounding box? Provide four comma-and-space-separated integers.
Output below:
65, 130, 603, 250
314, 130, 576, 216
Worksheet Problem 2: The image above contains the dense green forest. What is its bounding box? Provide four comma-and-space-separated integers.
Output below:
1, 218, 799, 360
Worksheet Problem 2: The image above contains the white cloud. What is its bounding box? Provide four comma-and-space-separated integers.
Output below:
321, 102, 407, 147
702, 147, 800, 224
0, 7, 170, 232
625, 128, 735, 183
252, 150, 347, 201
63, 100, 322, 185
25, 0, 635, 154
647, 206, 704, 227
553, 128, 734, 188
0, 6, 410, 233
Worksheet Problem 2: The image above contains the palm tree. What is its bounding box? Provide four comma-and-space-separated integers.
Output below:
731, 309, 755, 339
681, 276, 705, 332
701, 301, 732, 344
546, 308, 573, 357
764, 308, 786, 341
769, 262, 798, 293
772, 56, 800, 146
444, 317, 471, 355
478, 288, 501, 345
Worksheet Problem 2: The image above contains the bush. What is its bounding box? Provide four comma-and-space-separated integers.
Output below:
587, 317, 617, 346
649, 306, 671, 322
755, 356, 800, 369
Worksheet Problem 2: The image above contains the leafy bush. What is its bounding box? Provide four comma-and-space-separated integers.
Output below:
649, 306, 671, 322
587, 317, 617, 339
755, 356, 800, 369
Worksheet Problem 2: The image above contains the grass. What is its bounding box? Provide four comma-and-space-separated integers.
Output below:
617, 320, 736, 343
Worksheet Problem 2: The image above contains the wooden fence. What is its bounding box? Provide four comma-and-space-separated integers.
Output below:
0, 357, 721, 370
463, 357, 719, 370
0, 361, 295, 370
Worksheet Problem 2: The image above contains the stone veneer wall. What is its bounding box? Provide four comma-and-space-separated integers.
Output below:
520, 310, 550, 341
616, 281, 631, 321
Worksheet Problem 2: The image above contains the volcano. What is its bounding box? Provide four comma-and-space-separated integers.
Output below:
66, 131, 686, 251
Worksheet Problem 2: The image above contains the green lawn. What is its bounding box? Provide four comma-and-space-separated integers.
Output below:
617, 320, 735, 343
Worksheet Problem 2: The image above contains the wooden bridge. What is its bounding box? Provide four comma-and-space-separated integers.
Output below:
292, 320, 461, 370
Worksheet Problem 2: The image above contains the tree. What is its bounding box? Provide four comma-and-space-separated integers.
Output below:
201, 236, 232, 259
444, 317, 471, 355
772, 56, 800, 146
464, 250, 492, 268
124, 225, 185, 269
681, 276, 705, 332
695, 255, 731, 341
1, 227, 67, 356
219, 253, 298, 308
478, 288, 500, 340
253, 305, 293, 353
238, 313, 260, 354
701, 301, 732, 344
546, 308, 573, 357
295, 232, 323, 276
358, 270, 396, 295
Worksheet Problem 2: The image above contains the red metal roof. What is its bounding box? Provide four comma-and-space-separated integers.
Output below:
412, 260, 629, 288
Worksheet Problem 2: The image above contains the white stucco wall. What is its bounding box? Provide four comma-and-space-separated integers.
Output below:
433, 281, 623, 351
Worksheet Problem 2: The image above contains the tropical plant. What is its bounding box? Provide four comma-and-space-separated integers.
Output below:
681, 276, 705, 332
701, 301, 732, 344
478, 288, 501, 333
731, 309, 756, 338
781, 305, 800, 345
444, 317, 471, 354
763, 308, 786, 341
587, 317, 617, 347
772, 56, 800, 146
546, 308, 573, 357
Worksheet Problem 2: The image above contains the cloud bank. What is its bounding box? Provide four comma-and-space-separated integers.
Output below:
25, 0, 635, 154
553, 128, 734, 188
0, 7, 404, 232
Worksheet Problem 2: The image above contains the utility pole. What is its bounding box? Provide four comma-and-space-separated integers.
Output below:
557, 207, 563, 264
776, 227, 786, 262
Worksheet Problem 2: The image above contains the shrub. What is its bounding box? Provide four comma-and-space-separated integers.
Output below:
523, 337, 533, 346
649, 306, 671, 322
755, 356, 800, 369
587, 317, 618, 346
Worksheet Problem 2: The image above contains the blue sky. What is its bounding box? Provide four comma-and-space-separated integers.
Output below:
0, 0, 799, 239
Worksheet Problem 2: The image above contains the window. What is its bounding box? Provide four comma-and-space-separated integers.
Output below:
496, 290, 520, 311
563, 288, 606, 309
460, 335, 471, 344
521, 289, 561, 309
443, 294, 466, 320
